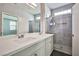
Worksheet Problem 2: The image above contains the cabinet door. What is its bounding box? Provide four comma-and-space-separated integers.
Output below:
45, 38, 52, 56
31, 46, 45, 56
11, 46, 36, 56
31, 41, 45, 56
51, 36, 53, 52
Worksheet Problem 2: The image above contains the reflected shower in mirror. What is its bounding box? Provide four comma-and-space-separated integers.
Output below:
49, 17, 55, 26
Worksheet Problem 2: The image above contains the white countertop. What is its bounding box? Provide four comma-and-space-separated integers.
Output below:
0, 33, 54, 56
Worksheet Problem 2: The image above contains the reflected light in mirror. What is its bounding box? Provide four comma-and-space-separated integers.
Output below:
26, 3, 37, 9
36, 16, 40, 20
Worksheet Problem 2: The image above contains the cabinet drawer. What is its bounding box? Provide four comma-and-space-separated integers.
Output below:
31, 46, 45, 56
12, 40, 45, 56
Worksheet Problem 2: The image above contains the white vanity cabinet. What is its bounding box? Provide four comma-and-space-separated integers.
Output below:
4, 34, 53, 56
12, 40, 46, 56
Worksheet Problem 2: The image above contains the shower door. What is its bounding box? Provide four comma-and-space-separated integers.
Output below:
53, 14, 72, 54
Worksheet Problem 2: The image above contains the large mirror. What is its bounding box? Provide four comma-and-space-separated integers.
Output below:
0, 3, 40, 37
0, 3, 52, 36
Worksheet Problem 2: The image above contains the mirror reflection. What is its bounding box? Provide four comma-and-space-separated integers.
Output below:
0, 3, 40, 36
28, 3, 40, 33
3, 13, 17, 36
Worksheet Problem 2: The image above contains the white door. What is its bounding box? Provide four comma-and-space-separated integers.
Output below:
72, 4, 79, 56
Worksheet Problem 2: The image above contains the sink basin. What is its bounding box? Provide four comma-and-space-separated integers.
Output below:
25, 37, 36, 39
14, 37, 37, 44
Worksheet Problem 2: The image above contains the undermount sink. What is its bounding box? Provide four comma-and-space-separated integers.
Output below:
14, 37, 37, 44
25, 37, 37, 39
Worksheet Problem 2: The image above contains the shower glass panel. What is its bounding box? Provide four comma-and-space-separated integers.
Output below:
54, 14, 72, 47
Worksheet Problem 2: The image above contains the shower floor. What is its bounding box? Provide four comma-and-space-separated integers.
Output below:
50, 50, 71, 56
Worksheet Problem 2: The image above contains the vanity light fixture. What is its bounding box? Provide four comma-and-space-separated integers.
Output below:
26, 3, 37, 9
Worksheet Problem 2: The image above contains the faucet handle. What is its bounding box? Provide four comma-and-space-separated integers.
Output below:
21, 34, 24, 38
18, 35, 21, 38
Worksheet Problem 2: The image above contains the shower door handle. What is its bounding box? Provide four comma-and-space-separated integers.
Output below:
72, 34, 74, 37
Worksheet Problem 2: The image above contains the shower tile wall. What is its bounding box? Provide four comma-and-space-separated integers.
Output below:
54, 14, 72, 47
51, 14, 72, 55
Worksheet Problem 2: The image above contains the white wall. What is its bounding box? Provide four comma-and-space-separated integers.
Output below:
72, 4, 79, 56
0, 3, 34, 33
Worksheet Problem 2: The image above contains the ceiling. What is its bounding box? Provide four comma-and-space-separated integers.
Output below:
29, 3, 70, 14
14, 3, 40, 15
46, 3, 70, 9
10, 3, 70, 15
27, 3, 70, 14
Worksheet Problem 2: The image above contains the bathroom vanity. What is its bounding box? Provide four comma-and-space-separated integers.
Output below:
0, 33, 54, 56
